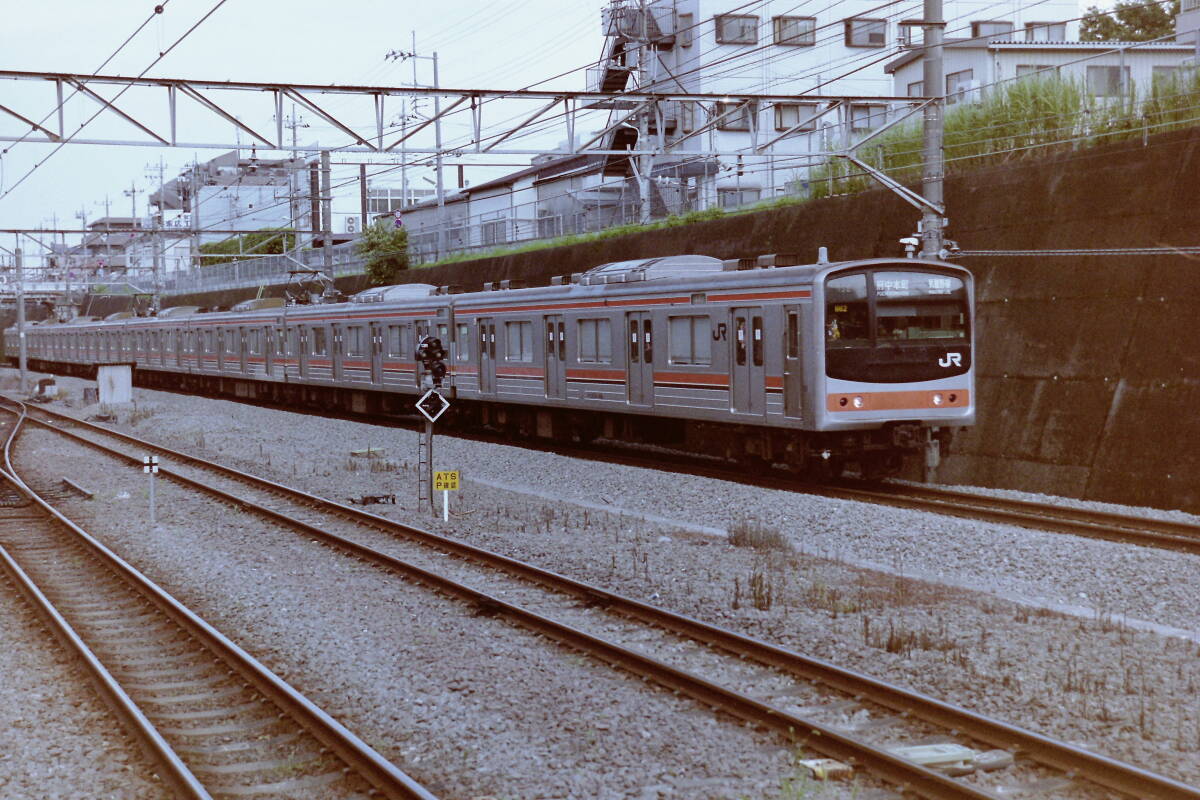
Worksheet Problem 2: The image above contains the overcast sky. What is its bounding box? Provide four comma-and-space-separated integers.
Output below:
0, 0, 604, 237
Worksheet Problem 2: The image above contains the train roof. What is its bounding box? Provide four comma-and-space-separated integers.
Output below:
19, 256, 969, 331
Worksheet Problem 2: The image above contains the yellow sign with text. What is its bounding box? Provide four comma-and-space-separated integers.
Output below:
434, 470, 460, 491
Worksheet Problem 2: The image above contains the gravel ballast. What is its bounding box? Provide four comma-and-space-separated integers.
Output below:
4, 370, 1200, 798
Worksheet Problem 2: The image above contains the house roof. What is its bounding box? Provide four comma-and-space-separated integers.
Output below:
886, 38, 1194, 73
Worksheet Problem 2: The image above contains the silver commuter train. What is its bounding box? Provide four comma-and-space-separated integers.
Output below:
6, 252, 975, 477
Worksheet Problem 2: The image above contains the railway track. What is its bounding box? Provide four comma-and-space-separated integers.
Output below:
11, 399, 1200, 800
0, 402, 435, 800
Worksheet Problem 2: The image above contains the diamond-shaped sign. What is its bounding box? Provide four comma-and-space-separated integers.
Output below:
415, 389, 450, 423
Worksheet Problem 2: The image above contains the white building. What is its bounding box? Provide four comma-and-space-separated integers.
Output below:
886, 39, 1195, 103
401, 0, 1084, 262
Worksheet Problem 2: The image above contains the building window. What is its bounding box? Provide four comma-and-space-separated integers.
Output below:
481, 219, 507, 246
1087, 65, 1130, 96
1153, 65, 1181, 85
367, 188, 407, 214
845, 18, 887, 47
668, 316, 712, 365
715, 14, 758, 44
1025, 22, 1066, 41
505, 321, 532, 361
971, 20, 1013, 40
678, 12, 693, 47
774, 103, 820, 131
578, 318, 613, 364
945, 69, 974, 104
774, 16, 815, 46
850, 104, 886, 131
907, 80, 925, 96
715, 101, 757, 131
717, 188, 761, 208
1016, 64, 1053, 79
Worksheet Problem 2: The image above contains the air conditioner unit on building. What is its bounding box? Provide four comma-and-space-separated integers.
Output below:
346, 217, 358, 233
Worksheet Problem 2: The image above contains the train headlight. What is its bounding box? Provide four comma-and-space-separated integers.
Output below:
932, 393, 944, 406
852, 396, 864, 409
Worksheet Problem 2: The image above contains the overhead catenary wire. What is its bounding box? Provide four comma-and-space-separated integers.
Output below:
0, 0, 232, 204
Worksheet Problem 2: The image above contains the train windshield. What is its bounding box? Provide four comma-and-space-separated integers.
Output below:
825, 268, 970, 383
873, 272, 968, 342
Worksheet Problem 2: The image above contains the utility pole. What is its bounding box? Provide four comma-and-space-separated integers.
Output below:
920, 0, 946, 258
146, 158, 167, 312
635, 1, 655, 224
14, 238, 26, 394
124, 180, 142, 277
320, 150, 333, 271
386, 36, 445, 258
432, 48, 445, 261
283, 106, 309, 243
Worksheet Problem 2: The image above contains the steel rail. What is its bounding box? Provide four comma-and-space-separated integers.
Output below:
17, 401, 1200, 800
15, 407, 996, 799
0, 405, 211, 800
837, 481, 1200, 552
0, 400, 437, 800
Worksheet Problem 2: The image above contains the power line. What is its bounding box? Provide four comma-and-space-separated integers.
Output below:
0, 0, 231, 202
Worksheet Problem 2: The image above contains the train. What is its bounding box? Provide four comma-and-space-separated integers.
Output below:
4, 251, 974, 478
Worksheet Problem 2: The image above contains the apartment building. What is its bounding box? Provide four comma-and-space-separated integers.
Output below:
402, 0, 1082, 262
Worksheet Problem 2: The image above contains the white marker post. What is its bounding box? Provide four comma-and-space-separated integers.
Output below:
433, 470, 459, 521
143, 455, 159, 524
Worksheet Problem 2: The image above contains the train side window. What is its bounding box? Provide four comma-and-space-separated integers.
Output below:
752, 316, 764, 366
206, 330, 215, 353
668, 315, 712, 365
786, 312, 800, 359
226, 330, 240, 355
346, 326, 366, 357
311, 327, 328, 356
735, 318, 747, 366
578, 319, 612, 364
628, 319, 639, 363
505, 321, 532, 361
456, 323, 470, 360
248, 329, 261, 355
385, 325, 401, 356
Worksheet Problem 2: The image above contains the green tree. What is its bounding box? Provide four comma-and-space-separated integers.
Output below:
1080, 0, 1179, 41
356, 219, 410, 286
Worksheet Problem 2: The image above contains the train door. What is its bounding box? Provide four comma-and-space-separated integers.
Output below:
543, 314, 565, 399
625, 311, 654, 406
730, 307, 765, 416
331, 323, 344, 382
369, 322, 383, 384
476, 317, 496, 394
783, 306, 804, 419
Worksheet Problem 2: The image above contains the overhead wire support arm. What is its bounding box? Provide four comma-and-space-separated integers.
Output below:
384, 95, 469, 150
839, 154, 945, 216
282, 88, 375, 151
0, 101, 61, 141
66, 78, 169, 145
176, 84, 277, 149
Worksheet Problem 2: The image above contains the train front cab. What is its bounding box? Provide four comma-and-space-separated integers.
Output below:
812, 260, 974, 471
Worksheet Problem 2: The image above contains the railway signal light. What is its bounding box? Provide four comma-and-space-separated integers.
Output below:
415, 335, 447, 387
